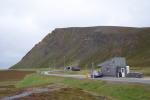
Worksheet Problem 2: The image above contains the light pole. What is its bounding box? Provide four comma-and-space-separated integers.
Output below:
84, 37, 91, 70
64, 56, 66, 70
53, 59, 55, 71
84, 36, 94, 78
91, 62, 94, 78
49, 61, 51, 70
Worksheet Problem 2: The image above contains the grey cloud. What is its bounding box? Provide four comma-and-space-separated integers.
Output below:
0, 0, 150, 69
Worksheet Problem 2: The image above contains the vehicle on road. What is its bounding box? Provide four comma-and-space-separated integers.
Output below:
90, 71, 103, 78
64, 66, 81, 71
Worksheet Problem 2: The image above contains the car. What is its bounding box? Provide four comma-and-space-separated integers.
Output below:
126, 72, 143, 78
90, 71, 103, 78
64, 66, 81, 71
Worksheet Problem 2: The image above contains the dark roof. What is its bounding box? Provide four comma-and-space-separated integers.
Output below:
98, 57, 126, 67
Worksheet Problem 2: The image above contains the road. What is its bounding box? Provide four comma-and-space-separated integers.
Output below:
96, 77, 150, 84
42, 71, 150, 84
42, 71, 86, 79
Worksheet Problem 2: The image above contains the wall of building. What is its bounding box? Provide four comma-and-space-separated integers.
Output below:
101, 65, 117, 77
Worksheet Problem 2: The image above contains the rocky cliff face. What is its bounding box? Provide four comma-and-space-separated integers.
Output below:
11, 26, 150, 69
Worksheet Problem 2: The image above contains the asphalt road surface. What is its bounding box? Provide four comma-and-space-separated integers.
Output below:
42, 71, 150, 84
96, 77, 150, 84
42, 71, 86, 79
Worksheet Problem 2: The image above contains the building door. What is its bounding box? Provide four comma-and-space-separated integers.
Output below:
121, 68, 125, 77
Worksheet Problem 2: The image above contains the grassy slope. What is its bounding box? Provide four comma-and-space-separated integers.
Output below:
127, 29, 150, 67
11, 27, 150, 70
17, 74, 150, 100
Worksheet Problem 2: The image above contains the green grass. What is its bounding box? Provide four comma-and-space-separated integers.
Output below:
17, 74, 150, 100
16, 74, 53, 88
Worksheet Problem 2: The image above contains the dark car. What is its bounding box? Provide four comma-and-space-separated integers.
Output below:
71, 66, 81, 71
90, 71, 103, 78
126, 72, 143, 78
65, 66, 81, 71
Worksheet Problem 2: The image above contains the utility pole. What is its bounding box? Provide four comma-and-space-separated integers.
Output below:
49, 61, 51, 71
84, 37, 91, 76
64, 56, 66, 70
91, 62, 94, 78
53, 60, 55, 71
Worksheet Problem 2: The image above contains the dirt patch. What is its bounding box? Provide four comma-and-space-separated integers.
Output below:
0, 85, 23, 99
1, 84, 110, 100
0, 85, 15, 88
20, 88, 108, 100
17, 87, 109, 100
0, 70, 35, 81
0, 70, 35, 98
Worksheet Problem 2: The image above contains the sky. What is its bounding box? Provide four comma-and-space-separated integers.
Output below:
0, 0, 150, 69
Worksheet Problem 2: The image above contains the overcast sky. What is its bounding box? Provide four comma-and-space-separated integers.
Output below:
0, 0, 150, 69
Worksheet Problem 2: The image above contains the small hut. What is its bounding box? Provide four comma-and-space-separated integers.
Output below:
98, 57, 129, 77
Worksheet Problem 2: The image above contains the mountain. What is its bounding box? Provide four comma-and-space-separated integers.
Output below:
11, 26, 150, 69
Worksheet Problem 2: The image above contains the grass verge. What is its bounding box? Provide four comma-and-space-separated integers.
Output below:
17, 74, 150, 100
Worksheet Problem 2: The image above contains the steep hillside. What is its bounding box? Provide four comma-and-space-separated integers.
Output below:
11, 26, 150, 69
